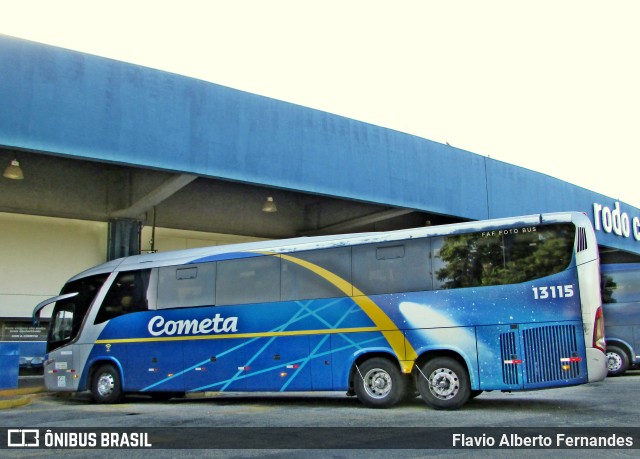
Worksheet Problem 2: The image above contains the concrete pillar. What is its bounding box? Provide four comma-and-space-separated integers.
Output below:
107, 219, 141, 261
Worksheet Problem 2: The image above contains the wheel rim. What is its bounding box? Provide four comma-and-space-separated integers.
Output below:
363, 367, 392, 399
607, 352, 623, 372
97, 372, 115, 398
428, 367, 460, 400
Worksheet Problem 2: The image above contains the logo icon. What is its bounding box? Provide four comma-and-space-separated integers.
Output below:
7, 429, 39, 447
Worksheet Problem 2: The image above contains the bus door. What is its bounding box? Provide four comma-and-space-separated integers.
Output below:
45, 306, 78, 390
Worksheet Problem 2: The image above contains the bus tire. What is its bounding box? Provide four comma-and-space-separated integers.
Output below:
354, 357, 408, 409
606, 345, 630, 376
417, 357, 470, 410
91, 364, 123, 404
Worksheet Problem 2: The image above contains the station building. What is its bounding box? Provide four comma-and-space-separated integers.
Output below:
2, 34, 640, 323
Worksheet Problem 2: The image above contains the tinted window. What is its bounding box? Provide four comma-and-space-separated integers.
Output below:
158, 263, 216, 309
95, 270, 151, 324
602, 269, 640, 304
352, 240, 430, 295
433, 223, 575, 289
216, 255, 281, 305
48, 273, 109, 351
282, 247, 352, 301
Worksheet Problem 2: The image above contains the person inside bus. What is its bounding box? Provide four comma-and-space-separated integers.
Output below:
119, 294, 134, 312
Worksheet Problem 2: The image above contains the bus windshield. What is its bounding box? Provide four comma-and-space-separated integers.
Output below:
47, 274, 109, 352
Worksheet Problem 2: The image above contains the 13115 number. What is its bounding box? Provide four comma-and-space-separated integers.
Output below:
532, 285, 574, 300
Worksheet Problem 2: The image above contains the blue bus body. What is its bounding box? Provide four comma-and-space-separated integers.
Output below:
35, 212, 607, 409
86, 268, 586, 393
601, 263, 640, 375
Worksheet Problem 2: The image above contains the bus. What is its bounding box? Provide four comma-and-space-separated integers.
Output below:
33, 212, 607, 410
600, 263, 640, 376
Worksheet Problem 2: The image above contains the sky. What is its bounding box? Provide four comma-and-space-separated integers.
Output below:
2, 0, 639, 207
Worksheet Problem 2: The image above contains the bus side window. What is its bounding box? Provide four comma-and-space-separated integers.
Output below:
432, 234, 505, 289
602, 270, 640, 304
157, 263, 216, 309
352, 240, 430, 295
94, 269, 151, 324
216, 255, 281, 306
281, 247, 352, 301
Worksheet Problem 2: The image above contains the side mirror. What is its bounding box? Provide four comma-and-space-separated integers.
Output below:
32, 292, 78, 326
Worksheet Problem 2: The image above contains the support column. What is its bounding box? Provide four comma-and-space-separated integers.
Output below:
107, 219, 141, 261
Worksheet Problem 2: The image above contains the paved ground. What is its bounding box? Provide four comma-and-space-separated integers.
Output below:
2, 372, 640, 458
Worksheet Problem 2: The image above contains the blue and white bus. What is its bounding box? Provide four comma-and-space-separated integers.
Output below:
33, 212, 607, 409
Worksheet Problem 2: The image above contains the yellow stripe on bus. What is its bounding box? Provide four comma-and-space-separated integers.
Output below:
95, 326, 380, 344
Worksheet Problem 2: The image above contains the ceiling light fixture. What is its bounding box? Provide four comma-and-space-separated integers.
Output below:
3, 159, 24, 180
262, 196, 277, 213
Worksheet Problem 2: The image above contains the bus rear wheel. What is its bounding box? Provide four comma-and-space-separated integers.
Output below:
354, 357, 407, 408
606, 346, 629, 376
417, 357, 470, 410
91, 364, 123, 404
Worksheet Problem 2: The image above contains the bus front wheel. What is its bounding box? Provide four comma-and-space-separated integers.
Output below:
354, 358, 408, 408
606, 346, 630, 376
417, 357, 470, 410
91, 364, 123, 404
